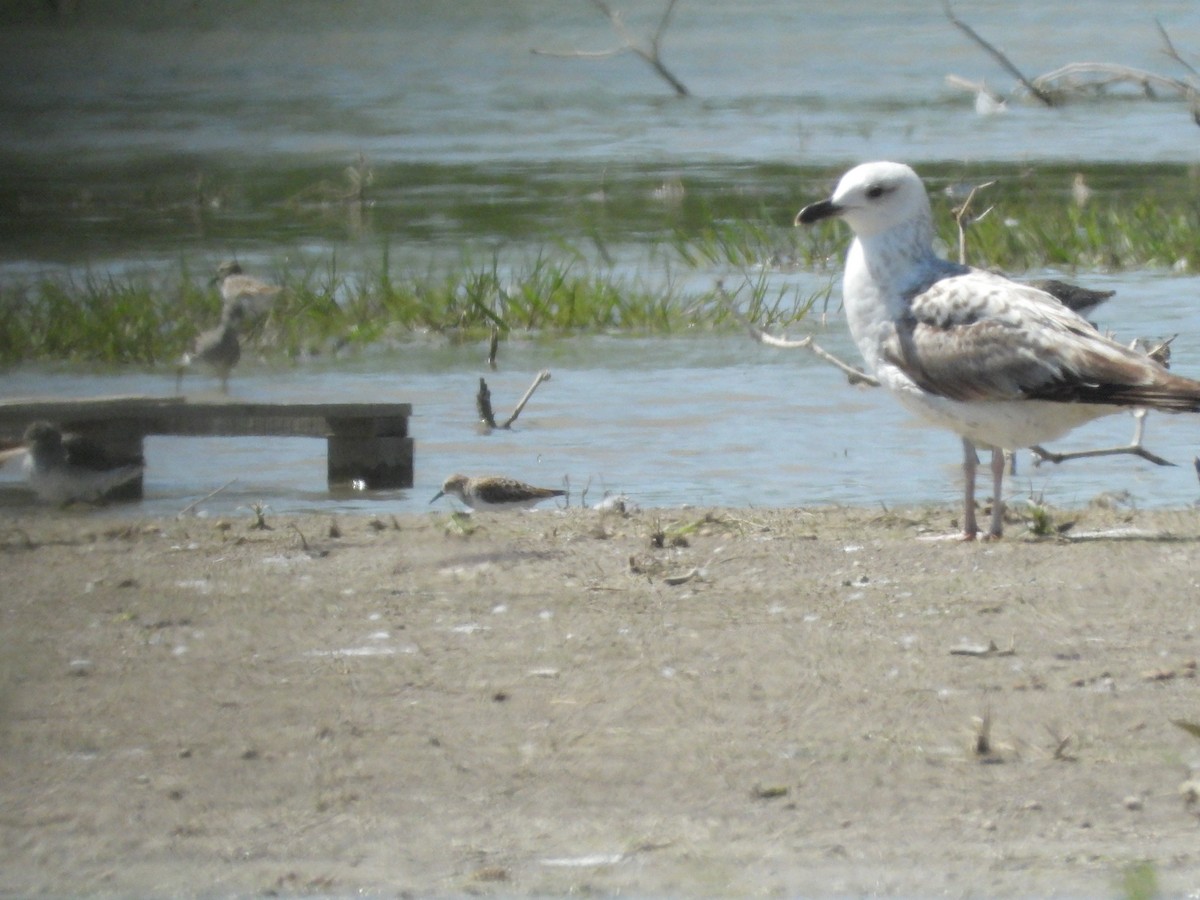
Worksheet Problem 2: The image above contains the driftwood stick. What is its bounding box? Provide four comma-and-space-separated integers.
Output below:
476, 377, 497, 429
487, 327, 500, 371
644, 0, 689, 96
945, 74, 1006, 104
1032, 408, 1174, 467
530, 46, 624, 60
748, 325, 878, 387
652, 0, 682, 45
532, 0, 690, 97
1031, 441, 1175, 468
943, 1, 1055, 106
500, 370, 552, 429
178, 477, 238, 517
1156, 19, 1200, 81
719, 283, 876, 386
1032, 62, 1192, 97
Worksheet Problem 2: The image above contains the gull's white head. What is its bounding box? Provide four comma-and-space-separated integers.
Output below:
796, 161, 931, 239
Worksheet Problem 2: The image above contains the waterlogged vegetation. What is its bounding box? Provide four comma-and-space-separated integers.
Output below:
2, 159, 1200, 365
0, 251, 825, 365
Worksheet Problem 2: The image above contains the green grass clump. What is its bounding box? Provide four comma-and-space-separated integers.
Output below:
7, 161, 1200, 366
0, 252, 824, 366
0, 266, 217, 365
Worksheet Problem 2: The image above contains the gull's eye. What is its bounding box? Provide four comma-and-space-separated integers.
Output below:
865, 184, 888, 199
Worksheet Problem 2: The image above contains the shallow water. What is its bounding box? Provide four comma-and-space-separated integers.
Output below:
4, 270, 1200, 519
4, 1, 1200, 517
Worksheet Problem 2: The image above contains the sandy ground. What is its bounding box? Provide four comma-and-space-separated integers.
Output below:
2, 502, 1200, 897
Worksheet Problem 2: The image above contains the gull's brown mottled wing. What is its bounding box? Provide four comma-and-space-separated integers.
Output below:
881, 272, 1200, 412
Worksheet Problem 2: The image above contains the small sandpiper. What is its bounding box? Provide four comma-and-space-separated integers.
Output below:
214, 260, 281, 320
22, 421, 145, 505
430, 474, 565, 511
177, 302, 244, 394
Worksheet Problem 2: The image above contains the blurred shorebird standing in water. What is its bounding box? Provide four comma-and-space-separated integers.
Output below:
430, 474, 565, 511
177, 302, 244, 394
22, 421, 145, 505
213, 260, 282, 321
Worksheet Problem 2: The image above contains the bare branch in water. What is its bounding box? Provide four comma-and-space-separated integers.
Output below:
487, 327, 500, 371
476, 377, 496, 429
1032, 410, 1175, 468
943, 1, 1055, 107
1156, 18, 1200, 81
532, 0, 691, 97
477, 370, 553, 431
500, 370, 553, 429
178, 477, 238, 518
719, 287, 877, 386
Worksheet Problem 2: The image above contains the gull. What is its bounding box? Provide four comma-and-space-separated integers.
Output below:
214, 260, 281, 320
430, 474, 565, 512
22, 421, 144, 505
796, 161, 1200, 539
177, 302, 244, 394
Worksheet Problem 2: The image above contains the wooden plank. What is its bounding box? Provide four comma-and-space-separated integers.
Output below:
328, 435, 415, 488
0, 396, 411, 440
0, 395, 416, 491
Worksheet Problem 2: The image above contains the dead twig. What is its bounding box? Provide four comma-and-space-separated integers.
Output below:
487, 327, 500, 370
290, 523, 310, 552
178, 477, 238, 518
950, 638, 1016, 658
1156, 19, 1200, 121
476, 377, 496, 429
477, 370, 554, 431
720, 287, 877, 386
951, 180, 996, 265
752, 330, 877, 386
943, 0, 1055, 107
944, 74, 1006, 108
1031, 62, 1192, 99
1156, 19, 1200, 81
973, 706, 995, 758
500, 369, 552, 428
532, 0, 690, 97
1032, 434, 1175, 468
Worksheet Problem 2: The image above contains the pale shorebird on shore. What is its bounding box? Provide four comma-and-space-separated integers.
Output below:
430, 474, 565, 511
177, 302, 244, 394
795, 161, 1200, 539
1072, 172, 1093, 209
213, 260, 281, 320
22, 421, 144, 505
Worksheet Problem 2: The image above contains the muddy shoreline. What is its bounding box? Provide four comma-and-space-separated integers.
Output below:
3, 504, 1200, 896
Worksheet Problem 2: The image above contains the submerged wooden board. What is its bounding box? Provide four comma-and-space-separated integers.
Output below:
0, 396, 415, 490
0, 396, 411, 438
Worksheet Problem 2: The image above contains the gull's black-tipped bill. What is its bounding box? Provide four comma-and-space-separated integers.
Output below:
795, 199, 841, 226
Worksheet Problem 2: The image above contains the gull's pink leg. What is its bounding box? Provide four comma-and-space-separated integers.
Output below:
961, 437, 979, 538
986, 446, 1006, 539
